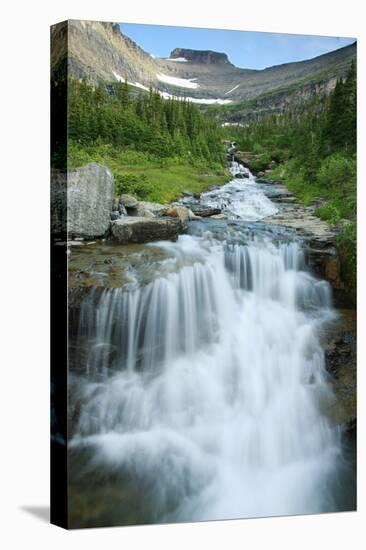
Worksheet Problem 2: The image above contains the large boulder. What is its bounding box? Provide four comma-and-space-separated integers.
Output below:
111, 217, 184, 244
52, 163, 114, 238
51, 169, 67, 235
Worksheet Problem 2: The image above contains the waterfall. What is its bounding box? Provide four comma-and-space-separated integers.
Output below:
70, 229, 341, 523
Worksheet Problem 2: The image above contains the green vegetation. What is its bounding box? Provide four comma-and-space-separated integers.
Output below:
67, 79, 228, 202
68, 143, 229, 203
228, 62, 356, 303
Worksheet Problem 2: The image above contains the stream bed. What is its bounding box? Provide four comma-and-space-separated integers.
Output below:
67, 162, 356, 528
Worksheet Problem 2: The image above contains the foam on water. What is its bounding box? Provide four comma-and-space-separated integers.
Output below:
70, 225, 341, 523
199, 161, 278, 220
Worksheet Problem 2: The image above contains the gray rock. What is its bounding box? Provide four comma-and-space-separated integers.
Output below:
130, 204, 155, 218
142, 202, 168, 217
189, 205, 222, 217
118, 204, 128, 216
119, 194, 139, 209
51, 169, 67, 235
52, 163, 114, 238
111, 217, 184, 244
128, 202, 167, 218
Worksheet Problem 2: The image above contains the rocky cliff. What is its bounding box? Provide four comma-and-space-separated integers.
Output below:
170, 48, 231, 65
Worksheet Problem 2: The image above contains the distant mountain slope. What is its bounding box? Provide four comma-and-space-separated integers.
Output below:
51, 20, 356, 114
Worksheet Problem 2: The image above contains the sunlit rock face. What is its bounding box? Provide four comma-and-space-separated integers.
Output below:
170, 48, 232, 65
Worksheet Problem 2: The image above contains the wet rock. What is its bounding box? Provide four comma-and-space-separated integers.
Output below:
119, 204, 127, 216
111, 217, 184, 244
324, 256, 344, 289
110, 211, 120, 221
189, 205, 222, 217
211, 213, 227, 219
323, 310, 356, 429
256, 178, 273, 184
181, 189, 193, 197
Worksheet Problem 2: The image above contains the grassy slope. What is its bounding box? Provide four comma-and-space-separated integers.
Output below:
68, 143, 230, 204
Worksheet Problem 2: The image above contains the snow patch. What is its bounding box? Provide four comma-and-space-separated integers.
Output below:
186, 97, 233, 105
133, 82, 150, 92
225, 84, 240, 95
112, 72, 232, 104
158, 90, 232, 104
221, 122, 246, 127
113, 72, 149, 91
157, 73, 199, 89
168, 57, 188, 62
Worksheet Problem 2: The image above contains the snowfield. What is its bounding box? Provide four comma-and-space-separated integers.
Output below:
157, 73, 199, 89
158, 90, 232, 104
112, 71, 233, 105
113, 72, 149, 91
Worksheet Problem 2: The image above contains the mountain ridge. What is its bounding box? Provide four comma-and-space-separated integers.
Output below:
51, 20, 356, 115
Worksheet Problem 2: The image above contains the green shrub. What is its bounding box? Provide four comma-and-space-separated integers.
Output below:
317, 154, 356, 193
252, 142, 265, 155
270, 149, 288, 163
114, 172, 150, 199
315, 203, 341, 225
250, 153, 271, 172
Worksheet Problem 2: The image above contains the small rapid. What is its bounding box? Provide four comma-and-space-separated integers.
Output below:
68, 162, 347, 526
180, 161, 279, 220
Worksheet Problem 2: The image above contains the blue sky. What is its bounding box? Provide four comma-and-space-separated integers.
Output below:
120, 23, 355, 70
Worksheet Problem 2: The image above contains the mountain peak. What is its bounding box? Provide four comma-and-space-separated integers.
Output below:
170, 48, 231, 65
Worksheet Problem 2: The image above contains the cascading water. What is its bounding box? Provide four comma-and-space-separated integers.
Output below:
68, 162, 347, 526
